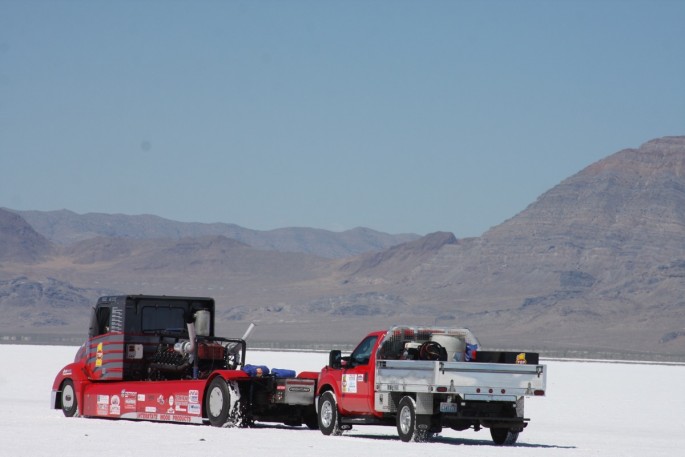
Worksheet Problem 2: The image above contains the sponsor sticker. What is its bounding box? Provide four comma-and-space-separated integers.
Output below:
123, 391, 137, 410
96, 395, 109, 415
188, 403, 201, 415
189, 390, 199, 404
95, 342, 103, 367
110, 395, 121, 415
342, 374, 357, 393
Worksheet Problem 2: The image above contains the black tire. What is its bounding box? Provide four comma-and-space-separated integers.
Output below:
205, 377, 236, 427
396, 396, 430, 442
490, 427, 519, 446
318, 391, 342, 436
60, 379, 78, 417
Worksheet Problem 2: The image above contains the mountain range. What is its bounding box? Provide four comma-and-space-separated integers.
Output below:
1, 136, 684, 361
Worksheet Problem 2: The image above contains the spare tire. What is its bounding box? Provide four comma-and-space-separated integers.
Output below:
419, 341, 446, 361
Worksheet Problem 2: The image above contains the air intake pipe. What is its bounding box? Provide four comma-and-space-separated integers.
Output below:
225, 322, 256, 361
174, 312, 200, 378
241, 322, 256, 341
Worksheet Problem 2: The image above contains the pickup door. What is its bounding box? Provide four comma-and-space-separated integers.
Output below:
338, 335, 378, 414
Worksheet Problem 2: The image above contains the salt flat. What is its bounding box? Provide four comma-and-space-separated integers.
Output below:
1, 345, 683, 457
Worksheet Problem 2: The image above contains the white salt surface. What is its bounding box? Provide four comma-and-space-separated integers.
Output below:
1, 345, 683, 457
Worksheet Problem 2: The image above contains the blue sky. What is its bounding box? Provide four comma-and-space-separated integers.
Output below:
1, 0, 683, 237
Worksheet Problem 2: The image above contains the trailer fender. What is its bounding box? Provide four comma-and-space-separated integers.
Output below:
297, 371, 319, 380
209, 369, 250, 382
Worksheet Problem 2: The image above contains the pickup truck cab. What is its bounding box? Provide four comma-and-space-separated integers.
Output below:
316, 326, 547, 445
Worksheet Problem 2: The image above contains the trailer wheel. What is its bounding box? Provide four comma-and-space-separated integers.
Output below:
318, 391, 342, 436
490, 427, 519, 446
60, 379, 78, 417
206, 377, 237, 427
397, 396, 430, 442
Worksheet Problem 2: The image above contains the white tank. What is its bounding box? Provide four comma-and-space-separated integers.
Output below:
194, 310, 211, 337
431, 334, 466, 361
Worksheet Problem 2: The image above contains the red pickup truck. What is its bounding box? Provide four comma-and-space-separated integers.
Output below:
315, 326, 547, 445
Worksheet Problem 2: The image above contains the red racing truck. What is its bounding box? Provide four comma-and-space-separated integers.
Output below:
316, 326, 547, 445
51, 295, 318, 428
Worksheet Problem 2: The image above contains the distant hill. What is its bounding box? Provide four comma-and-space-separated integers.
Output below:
9, 209, 420, 258
340, 231, 458, 276
0, 209, 55, 262
352, 136, 685, 358
1, 136, 685, 360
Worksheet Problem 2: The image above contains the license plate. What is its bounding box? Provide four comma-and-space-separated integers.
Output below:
439, 402, 458, 413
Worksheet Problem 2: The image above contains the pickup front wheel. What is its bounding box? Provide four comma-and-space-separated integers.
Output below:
397, 396, 430, 442
318, 391, 342, 436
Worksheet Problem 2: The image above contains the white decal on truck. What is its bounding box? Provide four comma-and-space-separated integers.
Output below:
342, 374, 358, 393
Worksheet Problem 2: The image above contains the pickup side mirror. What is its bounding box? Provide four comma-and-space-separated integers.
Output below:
328, 350, 342, 369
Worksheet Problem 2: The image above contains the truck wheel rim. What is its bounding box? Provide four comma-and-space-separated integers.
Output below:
321, 400, 333, 428
62, 384, 75, 410
208, 387, 224, 417
399, 406, 412, 434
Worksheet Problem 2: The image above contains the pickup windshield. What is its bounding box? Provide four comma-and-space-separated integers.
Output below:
350, 335, 378, 365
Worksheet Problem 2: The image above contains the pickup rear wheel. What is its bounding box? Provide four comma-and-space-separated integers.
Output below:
206, 377, 239, 427
490, 427, 519, 446
318, 391, 342, 436
397, 396, 429, 442
60, 379, 78, 417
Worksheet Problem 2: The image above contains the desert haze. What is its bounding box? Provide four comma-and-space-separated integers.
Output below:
2, 137, 685, 361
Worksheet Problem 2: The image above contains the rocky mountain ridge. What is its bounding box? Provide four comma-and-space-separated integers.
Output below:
9, 209, 419, 258
2, 136, 684, 360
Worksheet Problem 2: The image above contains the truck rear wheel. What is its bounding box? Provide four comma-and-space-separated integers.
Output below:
206, 377, 239, 427
318, 391, 342, 436
397, 396, 430, 442
60, 379, 78, 417
490, 427, 519, 446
